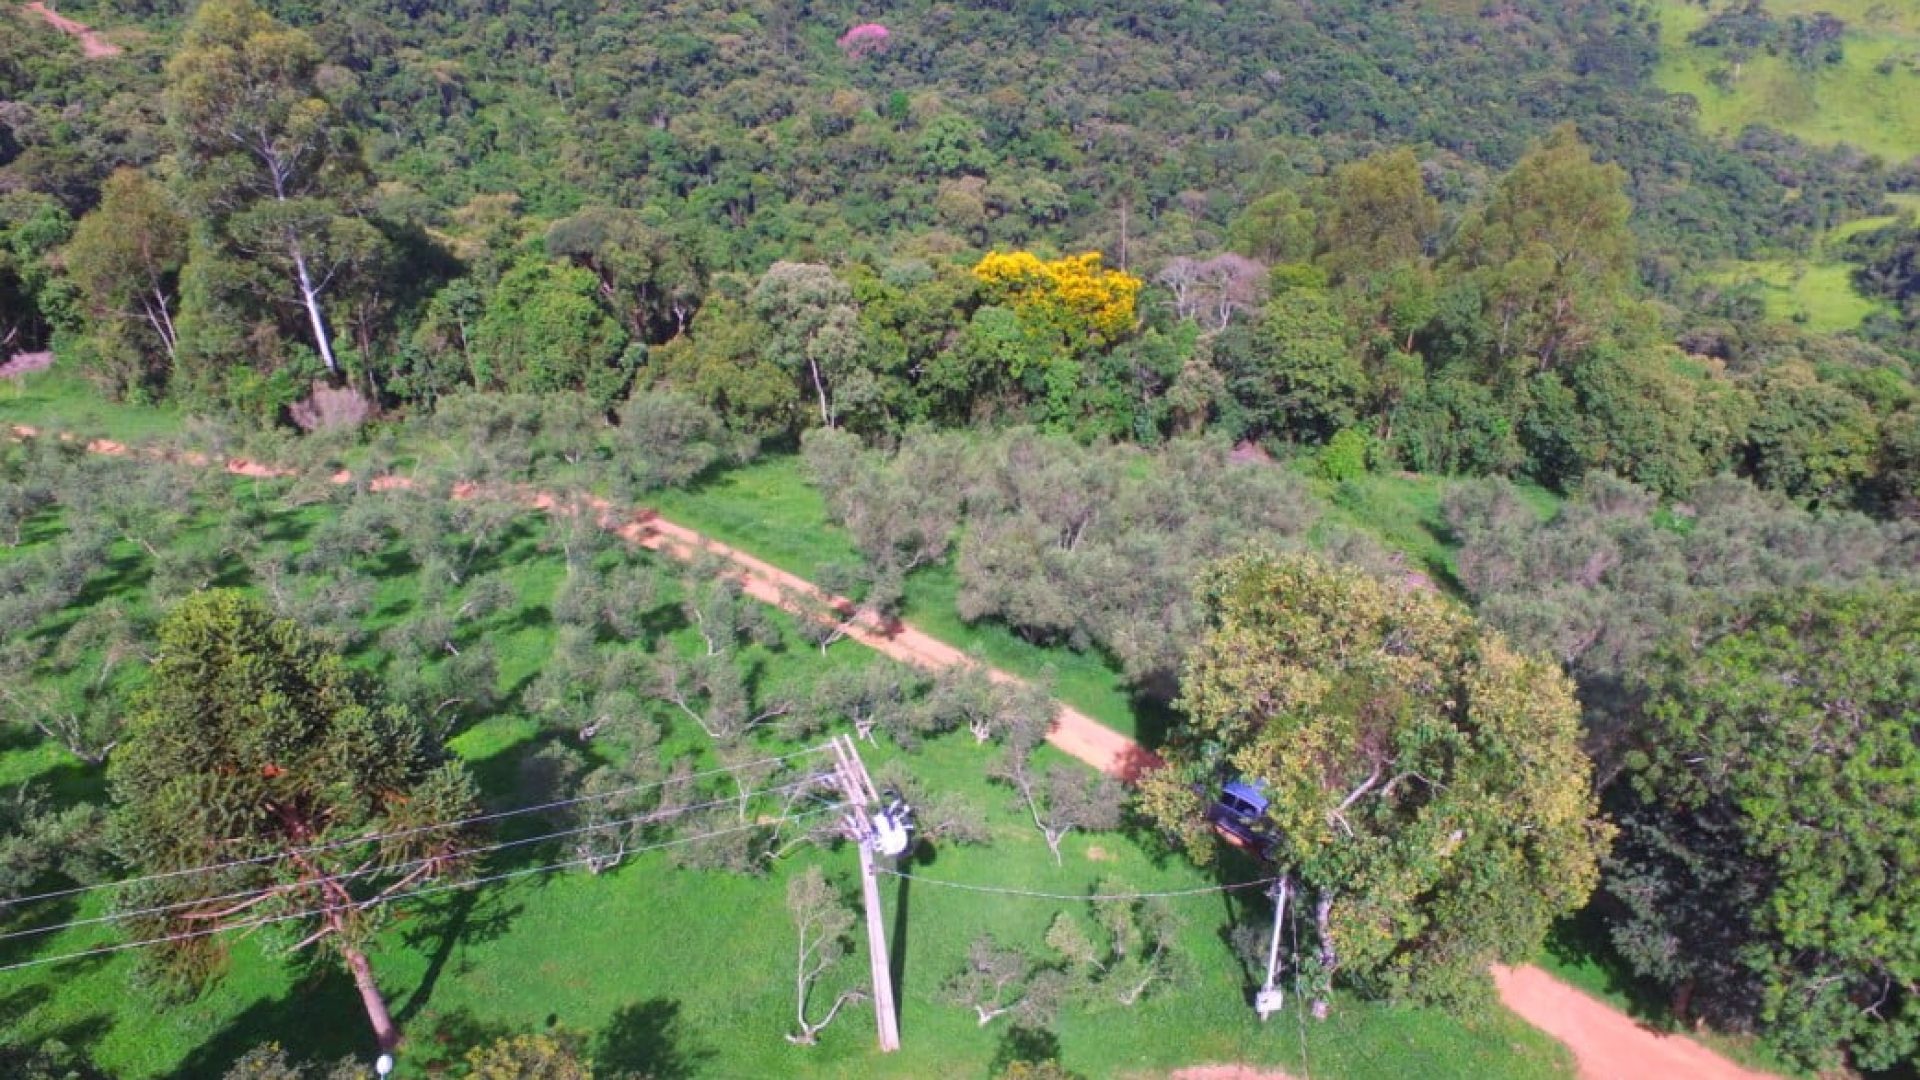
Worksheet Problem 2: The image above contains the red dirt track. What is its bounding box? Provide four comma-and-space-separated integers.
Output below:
1494, 965, 1776, 1080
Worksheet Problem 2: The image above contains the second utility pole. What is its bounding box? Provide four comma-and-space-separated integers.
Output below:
828, 734, 901, 1052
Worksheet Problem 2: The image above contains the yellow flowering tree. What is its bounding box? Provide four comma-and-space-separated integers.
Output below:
971, 251, 1141, 350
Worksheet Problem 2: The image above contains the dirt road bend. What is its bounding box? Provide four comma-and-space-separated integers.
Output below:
1493, 966, 1776, 1080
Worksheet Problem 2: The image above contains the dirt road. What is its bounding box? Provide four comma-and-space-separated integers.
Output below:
621, 510, 1162, 778
22, 3, 122, 58
5, 424, 1157, 777
3, 423, 1774, 1079
1493, 966, 1775, 1080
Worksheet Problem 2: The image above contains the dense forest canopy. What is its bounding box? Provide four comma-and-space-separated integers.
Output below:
4, 0, 1917, 515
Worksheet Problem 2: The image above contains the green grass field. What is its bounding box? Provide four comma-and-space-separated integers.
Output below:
1650, 0, 1920, 160
0, 401, 1576, 1078
647, 456, 1153, 741
1706, 257, 1885, 332
1699, 191, 1917, 336
0, 368, 187, 442
1307, 469, 1561, 594
643, 451, 1554, 739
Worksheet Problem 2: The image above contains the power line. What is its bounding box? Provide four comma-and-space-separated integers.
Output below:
874, 869, 1280, 901
0, 772, 833, 945
3, 744, 831, 909
0, 801, 848, 976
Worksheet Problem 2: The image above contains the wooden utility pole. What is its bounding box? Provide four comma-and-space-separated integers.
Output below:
827, 735, 901, 1053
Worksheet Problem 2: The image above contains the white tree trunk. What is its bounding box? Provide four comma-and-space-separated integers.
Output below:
808, 356, 833, 428
290, 237, 339, 375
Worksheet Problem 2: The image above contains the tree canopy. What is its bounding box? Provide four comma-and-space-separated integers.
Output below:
109, 590, 480, 1051
1606, 587, 1920, 1072
1141, 553, 1609, 1009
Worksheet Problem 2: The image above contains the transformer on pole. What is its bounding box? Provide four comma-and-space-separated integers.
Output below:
827, 734, 905, 1052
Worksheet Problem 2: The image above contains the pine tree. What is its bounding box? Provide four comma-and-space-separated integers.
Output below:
109, 591, 480, 1052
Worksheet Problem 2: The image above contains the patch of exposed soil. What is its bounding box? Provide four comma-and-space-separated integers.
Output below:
1492, 965, 1778, 1080
0, 351, 54, 379
23, 2, 121, 58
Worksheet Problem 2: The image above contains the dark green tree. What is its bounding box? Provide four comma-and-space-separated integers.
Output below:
1315, 149, 1439, 286
1608, 587, 1920, 1072
109, 591, 480, 1052
1450, 124, 1639, 373
468, 257, 632, 402
165, 0, 379, 380
1742, 363, 1880, 504
545, 205, 705, 344
1216, 288, 1367, 444
0, 192, 71, 358
61, 169, 187, 400
750, 262, 869, 430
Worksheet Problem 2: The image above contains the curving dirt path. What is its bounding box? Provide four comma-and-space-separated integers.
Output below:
22, 2, 122, 58
2, 423, 1774, 1080
3, 424, 1157, 778
1493, 966, 1775, 1080
621, 509, 1162, 778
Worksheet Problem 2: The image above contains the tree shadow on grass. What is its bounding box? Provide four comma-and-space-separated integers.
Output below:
593, 997, 711, 1079
888, 842, 938, 1038
259, 510, 319, 548
404, 1005, 515, 1073
990, 1024, 1062, 1074
15, 508, 66, 548
66, 549, 152, 612
467, 518, 547, 581
639, 598, 690, 641
0, 721, 40, 754
0, 904, 98, 970
15, 1012, 115, 1076
1540, 906, 1672, 1025
0, 747, 107, 809
395, 887, 526, 1026
500, 602, 553, 636
170, 965, 368, 1077
1129, 686, 1181, 753
459, 727, 559, 810
0, 982, 52, 1029
1209, 851, 1267, 1002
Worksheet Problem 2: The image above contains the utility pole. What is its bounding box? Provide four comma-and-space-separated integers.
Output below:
1255, 876, 1289, 1021
827, 735, 901, 1052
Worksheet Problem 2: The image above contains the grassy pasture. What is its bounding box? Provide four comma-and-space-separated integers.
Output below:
1650, 0, 1920, 160
1706, 257, 1885, 332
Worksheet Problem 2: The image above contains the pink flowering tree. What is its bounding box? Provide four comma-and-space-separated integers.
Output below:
837, 23, 890, 59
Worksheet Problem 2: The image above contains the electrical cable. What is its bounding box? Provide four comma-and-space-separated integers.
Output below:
873, 868, 1280, 901
2, 744, 831, 909
0, 772, 833, 945
0, 801, 848, 975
